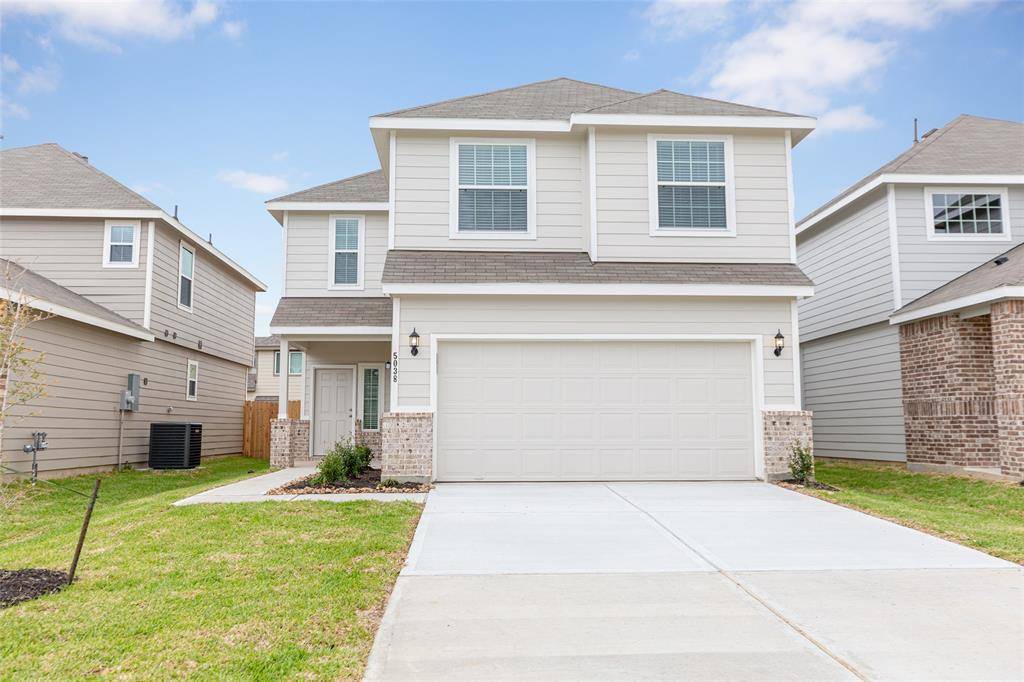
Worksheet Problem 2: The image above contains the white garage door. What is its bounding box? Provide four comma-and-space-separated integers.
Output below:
436, 340, 756, 481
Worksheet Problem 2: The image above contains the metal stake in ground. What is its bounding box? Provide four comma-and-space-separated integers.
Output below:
68, 478, 101, 584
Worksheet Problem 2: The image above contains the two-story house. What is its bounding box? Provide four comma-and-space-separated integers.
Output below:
0, 143, 265, 478
796, 115, 1023, 480
266, 78, 817, 483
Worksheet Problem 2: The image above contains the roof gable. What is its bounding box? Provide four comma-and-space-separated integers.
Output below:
582, 89, 796, 117
269, 169, 387, 203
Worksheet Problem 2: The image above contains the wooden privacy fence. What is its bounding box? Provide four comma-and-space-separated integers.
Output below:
243, 400, 300, 459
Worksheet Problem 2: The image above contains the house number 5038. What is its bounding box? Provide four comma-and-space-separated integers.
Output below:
391, 351, 399, 383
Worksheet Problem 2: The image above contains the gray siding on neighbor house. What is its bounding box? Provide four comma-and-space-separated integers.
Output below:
2, 316, 245, 477
895, 184, 1024, 306
149, 222, 255, 367
797, 190, 894, 342
0, 216, 148, 324
284, 211, 388, 297
801, 322, 906, 461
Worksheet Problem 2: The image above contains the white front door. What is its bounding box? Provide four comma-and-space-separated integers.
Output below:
314, 368, 355, 456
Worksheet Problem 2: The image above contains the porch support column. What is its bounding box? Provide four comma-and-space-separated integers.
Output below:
278, 337, 290, 418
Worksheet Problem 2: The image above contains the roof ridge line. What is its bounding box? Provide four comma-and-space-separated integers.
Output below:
268, 168, 382, 202
47, 143, 162, 212
375, 77, 570, 118
887, 115, 966, 172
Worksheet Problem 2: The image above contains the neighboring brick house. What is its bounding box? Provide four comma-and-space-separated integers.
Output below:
265, 77, 818, 482
795, 115, 1024, 474
891, 244, 1024, 480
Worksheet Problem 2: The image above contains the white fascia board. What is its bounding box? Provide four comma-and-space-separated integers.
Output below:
570, 113, 817, 131
889, 286, 1024, 325
382, 283, 813, 297
0, 287, 155, 341
796, 174, 1024, 236
269, 325, 393, 336
265, 201, 390, 212
0, 207, 268, 291
369, 116, 570, 132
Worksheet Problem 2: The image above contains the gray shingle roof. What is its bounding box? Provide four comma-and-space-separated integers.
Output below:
0, 258, 152, 337
381, 250, 812, 286
583, 89, 796, 117
255, 335, 280, 349
800, 115, 1024, 227
0, 143, 160, 211
269, 169, 387, 204
271, 297, 393, 328
894, 243, 1024, 318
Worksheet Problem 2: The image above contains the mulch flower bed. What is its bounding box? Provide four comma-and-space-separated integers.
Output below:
1, 568, 68, 608
269, 468, 430, 495
777, 479, 839, 492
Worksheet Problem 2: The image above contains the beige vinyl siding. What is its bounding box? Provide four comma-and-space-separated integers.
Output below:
250, 349, 303, 401
801, 323, 906, 462
148, 222, 255, 367
284, 211, 388, 296
300, 341, 390, 419
2, 316, 245, 477
393, 295, 796, 408
0, 216, 148, 323
594, 129, 792, 262
895, 184, 1024, 306
392, 132, 585, 251
797, 191, 894, 341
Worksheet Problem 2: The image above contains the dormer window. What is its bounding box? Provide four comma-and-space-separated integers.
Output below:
926, 188, 1011, 241
450, 138, 536, 239
648, 135, 736, 237
103, 220, 140, 267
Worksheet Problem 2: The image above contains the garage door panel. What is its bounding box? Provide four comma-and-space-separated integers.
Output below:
437, 340, 755, 481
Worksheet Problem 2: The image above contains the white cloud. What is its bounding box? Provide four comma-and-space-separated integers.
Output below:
816, 105, 882, 135
17, 63, 60, 94
1, 96, 30, 119
271, 151, 289, 162
132, 181, 168, 195
623, 49, 641, 62
221, 19, 245, 40
3, 0, 221, 52
643, 0, 734, 38
216, 170, 288, 194
1, 54, 21, 74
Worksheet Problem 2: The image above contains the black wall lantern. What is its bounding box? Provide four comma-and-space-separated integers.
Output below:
409, 328, 420, 356
773, 329, 785, 357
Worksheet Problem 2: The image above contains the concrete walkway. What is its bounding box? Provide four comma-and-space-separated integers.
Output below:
173, 467, 427, 505
366, 482, 1022, 681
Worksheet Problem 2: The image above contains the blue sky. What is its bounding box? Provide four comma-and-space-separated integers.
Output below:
2, 0, 1022, 333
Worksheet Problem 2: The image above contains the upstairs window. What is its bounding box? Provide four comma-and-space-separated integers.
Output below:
178, 242, 195, 310
648, 135, 735, 236
450, 139, 536, 238
330, 215, 363, 288
926, 188, 1011, 240
103, 220, 140, 267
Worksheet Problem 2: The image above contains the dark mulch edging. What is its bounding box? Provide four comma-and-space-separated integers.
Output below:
777, 479, 839, 492
1, 569, 69, 608
269, 468, 430, 495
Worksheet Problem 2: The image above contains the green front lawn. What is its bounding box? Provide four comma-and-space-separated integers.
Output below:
808, 459, 1024, 564
0, 457, 422, 680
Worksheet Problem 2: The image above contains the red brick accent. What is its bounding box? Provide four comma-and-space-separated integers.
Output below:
762, 410, 813, 479
354, 419, 382, 457
381, 412, 433, 481
992, 300, 1024, 478
270, 419, 309, 468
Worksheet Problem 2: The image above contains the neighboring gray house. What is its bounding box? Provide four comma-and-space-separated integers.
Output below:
796, 115, 1024, 464
247, 335, 305, 402
266, 77, 818, 483
0, 143, 266, 478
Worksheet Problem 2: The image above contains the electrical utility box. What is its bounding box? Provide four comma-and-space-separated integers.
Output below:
121, 373, 142, 412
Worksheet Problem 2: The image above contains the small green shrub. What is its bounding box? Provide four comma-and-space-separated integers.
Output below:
788, 441, 815, 483
380, 478, 401, 489
314, 439, 373, 484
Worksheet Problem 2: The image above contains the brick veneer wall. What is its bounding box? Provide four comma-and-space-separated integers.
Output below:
380, 412, 433, 482
354, 419, 382, 456
270, 418, 309, 468
762, 410, 813, 479
992, 300, 1024, 479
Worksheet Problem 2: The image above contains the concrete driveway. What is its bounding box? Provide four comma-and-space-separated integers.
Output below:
366, 482, 1022, 681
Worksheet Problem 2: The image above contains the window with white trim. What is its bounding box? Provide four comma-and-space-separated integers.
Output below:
927, 189, 1010, 239
178, 243, 195, 310
186, 360, 198, 401
103, 220, 140, 267
331, 216, 362, 287
451, 139, 535, 237
361, 366, 381, 430
273, 350, 304, 376
648, 135, 735, 236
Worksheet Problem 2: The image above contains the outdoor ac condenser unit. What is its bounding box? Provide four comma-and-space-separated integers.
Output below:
148, 423, 202, 469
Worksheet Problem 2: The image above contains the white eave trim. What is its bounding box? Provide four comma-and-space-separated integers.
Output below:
370, 116, 569, 132
382, 283, 813, 297
0, 207, 267, 291
0, 287, 155, 341
890, 286, 1024, 325
797, 174, 1024, 236
265, 201, 390, 212
269, 325, 393, 336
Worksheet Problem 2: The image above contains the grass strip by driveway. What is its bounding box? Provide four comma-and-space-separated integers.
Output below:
804, 459, 1024, 565
0, 457, 422, 680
